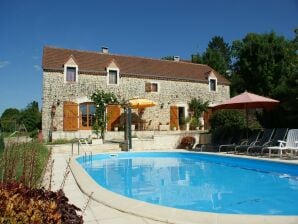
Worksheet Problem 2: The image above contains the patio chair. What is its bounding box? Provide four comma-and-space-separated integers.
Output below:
267, 129, 298, 159
246, 128, 275, 155
260, 128, 288, 156
195, 129, 232, 152
234, 130, 262, 154
219, 131, 244, 153
78, 135, 92, 147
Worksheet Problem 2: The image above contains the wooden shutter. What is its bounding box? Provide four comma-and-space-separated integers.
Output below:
63, 101, 78, 131
203, 108, 213, 130
170, 106, 179, 130
106, 105, 121, 131
145, 82, 152, 92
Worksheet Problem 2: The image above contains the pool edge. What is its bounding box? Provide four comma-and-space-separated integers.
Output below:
70, 151, 298, 224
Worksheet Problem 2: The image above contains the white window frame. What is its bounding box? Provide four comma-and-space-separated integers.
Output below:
208, 77, 217, 92
64, 65, 79, 83
107, 68, 120, 86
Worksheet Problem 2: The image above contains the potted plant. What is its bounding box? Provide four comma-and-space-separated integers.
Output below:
188, 98, 209, 130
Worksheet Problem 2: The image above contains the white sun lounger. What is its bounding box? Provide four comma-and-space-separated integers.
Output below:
267, 129, 298, 158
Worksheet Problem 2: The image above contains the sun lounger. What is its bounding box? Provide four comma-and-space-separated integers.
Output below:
246, 128, 275, 155
219, 132, 244, 153
78, 135, 92, 147
267, 129, 298, 159
234, 130, 262, 154
260, 128, 288, 156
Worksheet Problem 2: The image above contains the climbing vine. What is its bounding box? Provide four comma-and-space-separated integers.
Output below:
90, 90, 118, 139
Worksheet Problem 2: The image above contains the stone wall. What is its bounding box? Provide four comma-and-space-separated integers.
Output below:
42, 71, 229, 140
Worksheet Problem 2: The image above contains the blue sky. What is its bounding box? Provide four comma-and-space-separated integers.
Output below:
0, 0, 297, 115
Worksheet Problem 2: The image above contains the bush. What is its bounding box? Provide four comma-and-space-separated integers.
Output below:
210, 110, 246, 131
0, 182, 83, 224
189, 117, 199, 130
209, 110, 246, 142
177, 136, 196, 149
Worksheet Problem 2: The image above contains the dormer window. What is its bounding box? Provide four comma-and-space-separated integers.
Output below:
209, 78, 217, 91
108, 69, 119, 85
106, 60, 120, 86
64, 55, 78, 83
208, 71, 217, 92
66, 67, 77, 82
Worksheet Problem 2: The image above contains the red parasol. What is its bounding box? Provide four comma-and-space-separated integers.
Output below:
213, 91, 279, 138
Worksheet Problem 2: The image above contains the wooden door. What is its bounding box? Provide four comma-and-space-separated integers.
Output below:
170, 106, 179, 130
63, 101, 78, 131
106, 105, 121, 131
203, 108, 213, 130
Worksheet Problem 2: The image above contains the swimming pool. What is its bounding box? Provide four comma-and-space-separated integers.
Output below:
77, 152, 298, 215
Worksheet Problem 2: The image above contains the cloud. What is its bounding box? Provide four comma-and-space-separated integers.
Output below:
0, 60, 9, 68
34, 64, 41, 71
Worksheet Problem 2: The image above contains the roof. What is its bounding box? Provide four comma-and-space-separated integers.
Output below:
42, 46, 230, 85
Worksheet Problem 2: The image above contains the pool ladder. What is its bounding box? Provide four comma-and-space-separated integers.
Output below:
83, 151, 93, 163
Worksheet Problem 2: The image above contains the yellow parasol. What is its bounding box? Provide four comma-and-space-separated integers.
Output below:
128, 98, 157, 109
128, 98, 157, 130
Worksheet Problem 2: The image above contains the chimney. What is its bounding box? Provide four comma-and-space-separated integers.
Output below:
174, 56, 180, 62
101, 46, 109, 54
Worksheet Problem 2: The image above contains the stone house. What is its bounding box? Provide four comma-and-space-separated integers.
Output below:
42, 46, 230, 141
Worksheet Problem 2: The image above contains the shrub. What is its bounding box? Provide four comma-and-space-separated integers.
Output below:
209, 110, 246, 142
0, 182, 83, 224
177, 136, 196, 149
210, 110, 245, 131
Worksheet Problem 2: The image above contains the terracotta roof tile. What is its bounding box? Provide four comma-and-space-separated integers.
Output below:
42, 46, 230, 85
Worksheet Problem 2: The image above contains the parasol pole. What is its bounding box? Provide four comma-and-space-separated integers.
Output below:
245, 105, 249, 140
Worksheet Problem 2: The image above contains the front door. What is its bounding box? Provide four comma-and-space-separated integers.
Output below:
170, 106, 179, 130
178, 107, 186, 130
63, 101, 78, 131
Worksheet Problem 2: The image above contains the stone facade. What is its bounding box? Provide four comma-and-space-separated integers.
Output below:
42, 70, 229, 140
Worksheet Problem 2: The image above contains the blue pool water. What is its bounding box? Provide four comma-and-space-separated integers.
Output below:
77, 152, 298, 215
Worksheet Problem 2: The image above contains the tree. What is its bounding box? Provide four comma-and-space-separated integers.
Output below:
0, 132, 4, 151
232, 31, 298, 127
202, 36, 231, 77
18, 101, 41, 132
191, 53, 203, 64
0, 108, 20, 132
202, 48, 229, 76
207, 36, 231, 66
90, 90, 118, 140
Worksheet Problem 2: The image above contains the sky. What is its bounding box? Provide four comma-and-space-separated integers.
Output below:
0, 0, 297, 115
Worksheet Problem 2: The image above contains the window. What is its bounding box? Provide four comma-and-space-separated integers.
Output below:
108, 69, 119, 85
64, 56, 79, 83
66, 67, 76, 82
145, 82, 159, 92
151, 83, 158, 92
80, 103, 95, 129
209, 78, 217, 92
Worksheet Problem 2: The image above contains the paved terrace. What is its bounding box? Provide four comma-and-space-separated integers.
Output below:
43, 143, 298, 224
43, 143, 166, 224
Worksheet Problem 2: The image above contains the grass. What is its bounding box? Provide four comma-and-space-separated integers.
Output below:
0, 140, 50, 188
46, 138, 78, 145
